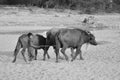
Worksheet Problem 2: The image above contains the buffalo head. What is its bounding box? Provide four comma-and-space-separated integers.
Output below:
87, 32, 97, 45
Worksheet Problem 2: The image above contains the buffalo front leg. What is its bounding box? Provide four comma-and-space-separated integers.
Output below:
79, 49, 83, 60
27, 47, 34, 61
35, 49, 37, 60
70, 48, 75, 58
21, 48, 27, 62
54, 43, 60, 62
71, 46, 81, 61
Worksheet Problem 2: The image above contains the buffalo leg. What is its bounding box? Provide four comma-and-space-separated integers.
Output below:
12, 39, 22, 63
71, 47, 81, 61
61, 46, 69, 61
46, 50, 50, 59
43, 49, 47, 61
43, 47, 50, 60
70, 48, 74, 58
55, 48, 59, 62
53, 46, 63, 60
27, 47, 34, 61
55, 35, 61, 62
12, 48, 20, 63
46, 46, 50, 59
53, 46, 60, 59
54, 43, 60, 62
79, 50, 83, 60
35, 49, 37, 60
21, 48, 27, 62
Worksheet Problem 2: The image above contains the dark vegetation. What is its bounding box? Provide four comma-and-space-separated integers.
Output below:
0, 0, 120, 14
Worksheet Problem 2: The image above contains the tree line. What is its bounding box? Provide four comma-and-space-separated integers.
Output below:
0, 0, 120, 13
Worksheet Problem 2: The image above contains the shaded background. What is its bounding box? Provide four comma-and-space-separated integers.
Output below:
0, 0, 120, 14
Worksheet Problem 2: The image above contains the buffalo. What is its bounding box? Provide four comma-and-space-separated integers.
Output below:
12, 33, 35, 63
55, 28, 97, 62
28, 33, 50, 61
46, 28, 74, 60
46, 28, 61, 50
12, 32, 50, 63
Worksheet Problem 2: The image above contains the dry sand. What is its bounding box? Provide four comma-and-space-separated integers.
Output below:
0, 6, 120, 80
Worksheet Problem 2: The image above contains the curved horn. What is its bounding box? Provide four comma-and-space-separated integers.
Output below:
85, 30, 91, 35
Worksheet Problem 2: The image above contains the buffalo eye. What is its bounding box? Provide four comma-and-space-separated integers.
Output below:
89, 35, 95, 41
89, 37, 93, 40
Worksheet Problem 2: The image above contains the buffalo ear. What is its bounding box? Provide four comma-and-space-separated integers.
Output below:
28, 32, 33, 39
89, 36, 93, 40
88, 33, 93, 41
29, 35, 33, 39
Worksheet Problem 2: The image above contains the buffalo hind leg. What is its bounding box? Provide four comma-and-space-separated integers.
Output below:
53, 46, 63, 60
55, 48, 59, 63
43, 47, 50, 61
43, 51, 50, 60
12, 48, 20, 63
45, 50, 50, 59
54, 43, 60, 62
61, 45, 69, 61
12, 40, 21, 63
43, 49, 47, 61
46, 47, 50, 59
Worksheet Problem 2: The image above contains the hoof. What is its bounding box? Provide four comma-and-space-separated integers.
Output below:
26, 61, 31, 64
71, 59, 74, 62
59, 56, 64, 60
55, 60, 59, 63
48, 56, 50, 59
80, 57, 84, 60
71, 54, 73, 58
43, 58, 45, 61
66, 58, 69, 61
12, 60, 16, 63
71, 58, 75, 62
34, 58, 37, 60
12, 61, 15, 63
65, 57, 69, 61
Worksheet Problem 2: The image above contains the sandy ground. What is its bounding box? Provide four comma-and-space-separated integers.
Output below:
0, 6, 120, 80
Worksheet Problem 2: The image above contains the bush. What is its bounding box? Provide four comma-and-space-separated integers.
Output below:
0, 0, 120, 13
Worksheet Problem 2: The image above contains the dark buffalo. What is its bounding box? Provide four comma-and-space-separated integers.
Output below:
28, 33, 50, 61
46, 28, 74, 60
55, 28, 97, 62
12, 33, 35, 63
46, 28, 60, 48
